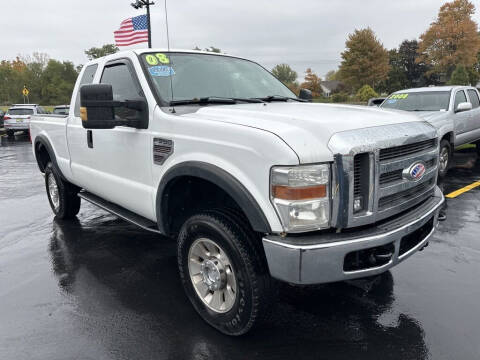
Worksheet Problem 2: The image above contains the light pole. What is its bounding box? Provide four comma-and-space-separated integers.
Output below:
131, 0, 155, 48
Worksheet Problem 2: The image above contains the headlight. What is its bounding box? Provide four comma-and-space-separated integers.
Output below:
270, 164, 330, 233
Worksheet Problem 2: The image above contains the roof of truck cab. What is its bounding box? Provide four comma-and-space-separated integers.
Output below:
133, 48, 234, 57
394, 86, 472, 93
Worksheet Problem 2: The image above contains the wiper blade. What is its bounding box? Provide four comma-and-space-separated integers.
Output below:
169, 96, 267, 106
254, 95, 306, 103
169, 97, 237, 106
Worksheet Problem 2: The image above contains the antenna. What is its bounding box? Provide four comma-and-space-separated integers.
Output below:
164, 0, 175, 112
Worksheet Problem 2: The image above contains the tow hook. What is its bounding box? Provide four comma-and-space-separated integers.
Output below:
372, 250, 394, 263
419, 241, 429, 251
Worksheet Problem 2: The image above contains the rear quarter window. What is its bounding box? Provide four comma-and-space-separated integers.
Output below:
467, 89, 480, 109
74, 64, 99, 116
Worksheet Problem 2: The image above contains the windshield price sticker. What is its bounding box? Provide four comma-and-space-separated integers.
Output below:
145, 54, 159, 65
155, 53, 170, 64
149, 65, 175, 77
390, 93, 409, 99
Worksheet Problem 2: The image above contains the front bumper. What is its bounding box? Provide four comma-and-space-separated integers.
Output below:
262, 186, 444, 285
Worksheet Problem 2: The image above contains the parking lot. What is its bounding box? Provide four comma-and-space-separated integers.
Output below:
0, 135, 479, 360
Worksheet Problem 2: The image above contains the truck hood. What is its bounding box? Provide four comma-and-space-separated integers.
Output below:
411, 111, 449, 122
184, 102, 429, 163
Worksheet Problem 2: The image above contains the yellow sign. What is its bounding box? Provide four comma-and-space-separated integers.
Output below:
155, 53, 170, 64
22, 87, 29, 96
145, 54, 158, 65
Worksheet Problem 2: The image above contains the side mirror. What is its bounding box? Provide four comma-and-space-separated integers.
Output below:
80, 84, 148, 129
299, 88, 313, 102
80, 84, 116, 129
455, 102, 472, 113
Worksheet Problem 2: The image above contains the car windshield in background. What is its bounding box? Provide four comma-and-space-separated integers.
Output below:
8, 108, 34, 115
141, 52, 295, 103
381, 91, 451, 111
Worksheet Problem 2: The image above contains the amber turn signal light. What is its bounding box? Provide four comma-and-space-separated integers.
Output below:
80, 107, 88, 121
272, 184, 327, 200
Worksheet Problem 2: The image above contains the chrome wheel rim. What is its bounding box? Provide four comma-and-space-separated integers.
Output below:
439, 147, 449, 172
188, 238, 237, 313
47, 173, 60, 210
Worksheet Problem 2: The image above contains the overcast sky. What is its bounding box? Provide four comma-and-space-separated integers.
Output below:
2, 0, 479, 79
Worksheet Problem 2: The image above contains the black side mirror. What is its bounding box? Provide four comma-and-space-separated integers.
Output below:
299, 88, 313, 102
80, 84, 148, 129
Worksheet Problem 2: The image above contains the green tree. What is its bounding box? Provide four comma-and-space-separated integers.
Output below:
356, 85, 378, 102
325, 70, 338, 81
84, 44, 119, 60
418, 0, 480, 77
338, 28, 390, 91
448, 65, 470, 85
271, 64, 297, 84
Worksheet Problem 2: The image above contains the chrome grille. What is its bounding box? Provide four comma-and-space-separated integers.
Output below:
379, 139, 436, 161
328, 122, 439, 229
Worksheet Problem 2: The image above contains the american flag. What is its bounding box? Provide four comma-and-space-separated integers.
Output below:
114, 14, 149, 47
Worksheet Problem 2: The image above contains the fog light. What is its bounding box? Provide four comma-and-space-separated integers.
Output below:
354, 196, 363, 212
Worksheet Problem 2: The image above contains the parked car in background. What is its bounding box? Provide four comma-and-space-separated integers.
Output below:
380, 86, 480, 178
3, 104, 49, 137
0, 109, 4, 127
53, 105, 70, 115
367, 97, 386, 107
30, 49, 444, 335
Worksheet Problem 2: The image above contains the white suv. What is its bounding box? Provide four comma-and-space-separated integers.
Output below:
4, 104, 48, 137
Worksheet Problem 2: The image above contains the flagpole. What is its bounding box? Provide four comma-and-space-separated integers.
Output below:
131, 0, 155, 48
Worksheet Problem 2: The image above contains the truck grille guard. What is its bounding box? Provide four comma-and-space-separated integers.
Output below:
328, 122, 439, 229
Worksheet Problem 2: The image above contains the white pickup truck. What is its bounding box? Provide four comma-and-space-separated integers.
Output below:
380, 86, 480, 177
30, 49, 444, 335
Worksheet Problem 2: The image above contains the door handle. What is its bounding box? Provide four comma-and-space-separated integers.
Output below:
87, 130, 93, 148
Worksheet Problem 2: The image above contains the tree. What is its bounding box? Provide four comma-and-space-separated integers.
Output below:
271, 64, 297, 84
338, 28, 390, 91
448, 65, 470, 85
300, 68, 322, 96
325, 70, 338, 81
193, 46, 222, 53
356, 85, 378, 102
417, 0, 480, 77
84, 44, 119, 60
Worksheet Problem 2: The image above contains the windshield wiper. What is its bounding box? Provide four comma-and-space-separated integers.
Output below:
169, 96, 266, 106
254, 95, 306, 103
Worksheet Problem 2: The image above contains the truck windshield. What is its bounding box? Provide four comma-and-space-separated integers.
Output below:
8, 108, 34, 115
381, 91, 451, 111
140, 52, 295, 104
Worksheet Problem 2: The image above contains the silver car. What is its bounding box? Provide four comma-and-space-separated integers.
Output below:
380, 86, 480, 177
3, 104, 48, 137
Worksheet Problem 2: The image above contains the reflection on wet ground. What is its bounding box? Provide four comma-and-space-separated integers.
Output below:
1, 137, 480, 360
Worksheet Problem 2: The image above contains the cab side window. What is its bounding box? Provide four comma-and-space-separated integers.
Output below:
454, 90, 467, 110
467, 89, 480, 109
74, 64, 98, 117
100, 63, 144, 120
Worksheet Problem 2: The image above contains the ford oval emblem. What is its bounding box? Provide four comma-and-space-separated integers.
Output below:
404, 162, 426, 181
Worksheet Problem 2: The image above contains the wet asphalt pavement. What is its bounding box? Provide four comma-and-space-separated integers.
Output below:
1, 136, 479, 360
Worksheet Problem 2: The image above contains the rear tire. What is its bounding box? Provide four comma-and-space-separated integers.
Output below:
177, 209, 273, 336
6, 130, 14, 138
438, 139, 451, 179
45, 162, 81, 219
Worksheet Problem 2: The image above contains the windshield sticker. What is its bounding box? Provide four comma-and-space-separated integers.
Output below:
386, 99, 397, 104
155, 53, 170, 64
390, 94, 409, 99
145, 55, 158, 65
148, 65, 175, 77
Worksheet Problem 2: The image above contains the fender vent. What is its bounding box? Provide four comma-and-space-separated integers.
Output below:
153, 138, 174, 165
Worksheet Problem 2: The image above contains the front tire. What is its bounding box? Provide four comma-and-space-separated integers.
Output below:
45, 162, 81, 219
177, 210, 273, 336
438, 139, 451, 179
6, 130, 14, 138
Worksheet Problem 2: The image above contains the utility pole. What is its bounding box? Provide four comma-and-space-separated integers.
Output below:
131, 0, 155, 48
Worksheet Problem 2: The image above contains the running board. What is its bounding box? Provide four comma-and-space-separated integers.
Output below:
78, 191, 161, 234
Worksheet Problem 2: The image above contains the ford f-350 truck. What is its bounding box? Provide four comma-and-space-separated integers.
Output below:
30, 49, 444, 335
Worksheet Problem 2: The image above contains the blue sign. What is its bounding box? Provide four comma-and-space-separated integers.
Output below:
149, 66, 175, 77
